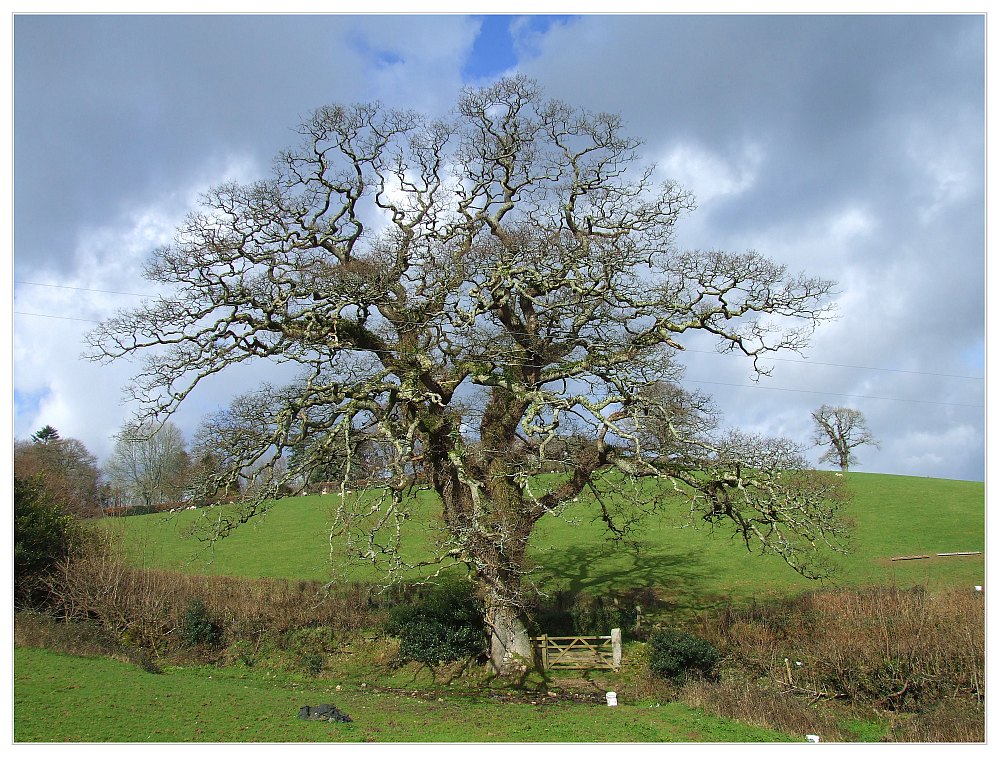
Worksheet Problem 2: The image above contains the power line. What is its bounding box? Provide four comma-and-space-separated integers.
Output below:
684, 348, 983, 381
14, 280, 151, 298
683, 377, 983, 409
14, 305, 983, 409
16, 279, 983, 382
13, 311, 101, 324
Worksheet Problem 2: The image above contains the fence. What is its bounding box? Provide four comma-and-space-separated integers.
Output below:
533, 628, 622, 671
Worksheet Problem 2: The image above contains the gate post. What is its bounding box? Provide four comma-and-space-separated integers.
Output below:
611, 628, 622, 670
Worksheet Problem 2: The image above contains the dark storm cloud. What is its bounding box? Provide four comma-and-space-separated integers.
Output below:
15, 15, 349, 272
524, 15, 982, 230
13, 14, 476, 275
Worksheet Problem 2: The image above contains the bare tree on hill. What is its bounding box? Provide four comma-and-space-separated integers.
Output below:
811, 404, 879, 472
105, 420, 191, 509
87, 76, 848, 673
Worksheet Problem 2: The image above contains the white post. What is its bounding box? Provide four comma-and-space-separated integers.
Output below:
611, 628, 622, 670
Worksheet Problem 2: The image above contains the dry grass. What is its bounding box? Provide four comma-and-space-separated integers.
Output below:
41, 533, 380, 664
681, 675, 858, 741
681, 585, 985, 742
884, 698, 985, 743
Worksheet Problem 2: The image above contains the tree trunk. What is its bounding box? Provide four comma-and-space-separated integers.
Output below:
485, 597, 534, 675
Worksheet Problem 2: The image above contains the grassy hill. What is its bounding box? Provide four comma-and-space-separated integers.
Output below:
109, 472, 984, 608
17, 471, 984, 743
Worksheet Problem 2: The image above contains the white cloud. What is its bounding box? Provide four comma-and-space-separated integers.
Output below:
341, 16, 477, 111
658, 141, 765, 205
900, 117, 980, 221
827, 206, 877, 242
13, 153, 266, 461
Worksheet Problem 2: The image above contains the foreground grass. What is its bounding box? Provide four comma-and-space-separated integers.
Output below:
13, 647, 793, 743
112, 473, 984, 611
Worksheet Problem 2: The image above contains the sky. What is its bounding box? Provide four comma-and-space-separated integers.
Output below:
8, 11, 987, 482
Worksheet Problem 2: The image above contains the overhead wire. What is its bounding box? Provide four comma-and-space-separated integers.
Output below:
13, 278, 985, 408
13, 280, 150, 298
682, 348, 983, 381
14, 311, 101, 323
681, 378, 983, 409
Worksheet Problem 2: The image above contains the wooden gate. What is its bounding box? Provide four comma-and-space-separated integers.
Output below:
533, 628, 622, 671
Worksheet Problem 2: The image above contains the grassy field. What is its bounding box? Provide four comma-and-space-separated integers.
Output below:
111, 472, 985, 609
14, 472, 983, 743
13, 646, 793, 742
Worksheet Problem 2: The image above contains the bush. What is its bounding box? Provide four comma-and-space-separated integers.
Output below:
180, 598, 222, 647
530, 588, 653, 637
703, 586, 985, 712
648, 628, 719, 682
14, 475, 79, 606
385, 583, 486, 666
568, 593, 638, 636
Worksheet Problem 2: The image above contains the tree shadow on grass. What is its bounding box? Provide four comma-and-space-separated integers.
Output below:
528, 539, 735, 619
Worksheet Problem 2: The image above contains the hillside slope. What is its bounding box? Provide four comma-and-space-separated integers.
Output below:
110, 472, 984, 605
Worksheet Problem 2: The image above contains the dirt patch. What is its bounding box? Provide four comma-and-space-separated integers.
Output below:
364, 683, 606, 705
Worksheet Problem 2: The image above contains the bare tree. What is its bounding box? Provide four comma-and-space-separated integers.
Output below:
811, 405, 878, 472
87, 77, 847, 672
105, 421, 191, 508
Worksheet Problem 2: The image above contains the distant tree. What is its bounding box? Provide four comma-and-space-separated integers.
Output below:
290, 425, 395, 488
811, 405, 878, 472
105, 421, 191, 508
190, 389, 282, 498
31, 425, 61, 444
185, 449, 231, 504
13, 428, 102, 516
636, 381, 720, 465
87, 76, 848, 673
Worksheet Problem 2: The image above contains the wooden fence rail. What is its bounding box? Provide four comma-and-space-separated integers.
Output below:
533, 628, 622, 671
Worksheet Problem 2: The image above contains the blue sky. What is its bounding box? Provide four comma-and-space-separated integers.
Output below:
463, 15, 570, 80
464, 15, 522, 79
10, 13, 986, 481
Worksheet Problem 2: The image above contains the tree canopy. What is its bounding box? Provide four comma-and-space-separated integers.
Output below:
14, 427, 102, 516
88, 76, 847, 671
104, 420, 191, 508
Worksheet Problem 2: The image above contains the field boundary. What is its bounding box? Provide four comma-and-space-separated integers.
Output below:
890, 551, 982, 562
533, 629, 622, 671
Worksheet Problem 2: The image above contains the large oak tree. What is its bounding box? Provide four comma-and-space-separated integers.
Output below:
88, 77, 847, 672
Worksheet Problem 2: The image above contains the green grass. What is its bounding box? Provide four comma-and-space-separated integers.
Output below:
16, 472, 983, 743
111, 472, 984, 609
13, 646, 793, 743
111, 488, 445, 582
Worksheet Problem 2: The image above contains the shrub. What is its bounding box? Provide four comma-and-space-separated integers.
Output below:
180, 598, 222, 647
13, 610, 121, 659
648, 628, 719, 682
703, 586, 985, 712
530, 588, 653, 637
385, 583, 486, 665
568, 593, 638, 636
14, 475, 79, 606
297, 651, 325, 675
